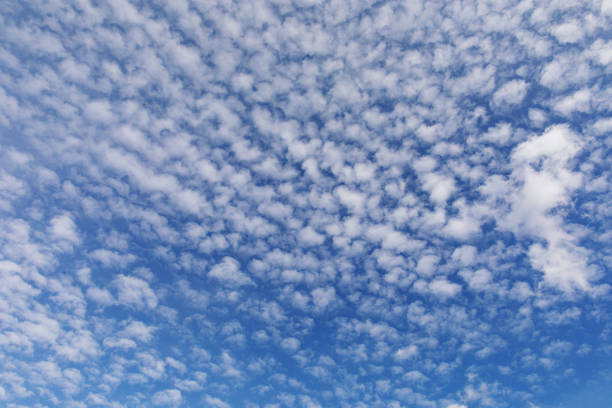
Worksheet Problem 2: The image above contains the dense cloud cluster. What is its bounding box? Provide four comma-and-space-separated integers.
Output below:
0, 0, 611, 407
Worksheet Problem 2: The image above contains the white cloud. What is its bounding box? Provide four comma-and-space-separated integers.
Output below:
114, 274, 158, 309
204, 395, 231, 408
86, 286, 114, 305
280, 337, 301, 353
334, 185, 367, 214
208, 257, 254, 286
311, 287, 336, 311
0, 0, 609, 406
90, 249, 136, 267
416, 255, 439, 277
394, 345, 419, 361
540, 54, 592, 91
451, 246, 477, 266
481, 122, 512, 145
459, 269, 493, 292
421, 173, 456, 205
84, 99, 113, 123
54, 330, 100, 362
528, 242, 593, 292
551, 21, 584, 44
299, 226, 325, 246
500, 125, 593, 291
49, 213, 80, 246
429, 279, 462, 298
554, 88, 591, 116
492, 80, 528, 107
152, 389, 182, 406
443, 215, 481, 240
120, 321, 155, 343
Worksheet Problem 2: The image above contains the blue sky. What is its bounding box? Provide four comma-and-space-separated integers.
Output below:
0, 0, 611, 407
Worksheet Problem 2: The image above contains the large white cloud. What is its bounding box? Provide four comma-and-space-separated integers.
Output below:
208, 257, 254, 286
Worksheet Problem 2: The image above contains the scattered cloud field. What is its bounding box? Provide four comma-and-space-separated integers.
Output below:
0, 0, 611, 407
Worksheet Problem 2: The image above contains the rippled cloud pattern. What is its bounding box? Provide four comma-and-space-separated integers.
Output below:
1, 0, 611, 407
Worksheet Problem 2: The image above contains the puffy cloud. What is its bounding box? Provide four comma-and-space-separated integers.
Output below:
429, 279, 462, 298
451, 246, 477, 266
204, 395, 231, 408
334, 186, 367, 214
394, 345, 419, 361
416, 255, 440, 277
551, 21, 584, 44
54, 330, 101, 362
208, 257, 254, 286
554, 88, 591, 116
280, 337, 301, 353
0, 0, 609, 407
528, 242, 593, 292
492, 80, 529, 107
459, 269, 493, 292
311, 286, 336, 311
152, 389, 182, 406
86, 286, 114, 305
119, 321, 155, 343
90, 248, 136, 267
84, 100, 114, 123
421, 173, 456, 205
299, 226, 325, 246
114, 275, 158, 309
48, 213, 80, 246
498, 125, 595, 292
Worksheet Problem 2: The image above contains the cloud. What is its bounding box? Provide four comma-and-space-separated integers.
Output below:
85, 100, 114, 123
416, 255, 439, 277
119, 321, 155, 343
394, 345, 419, 361
299, 226, 325, 246
152, 389, 182, 406
311, 286, 336, 311
114, 275, 158, 309
208, 257, 254, 286
280, 337, 301, 353
459, 269, 493, 292
90, 248, 136, 267
0, 0, 609, 407
551, 21, 584, 44
334, 185, 367, 214
204, 395, 231, 408
49, 213, 80, 246
498, 125, 595, 292
420, 173, 456, 205
492, 80, 528, 107
429, 279, 462, 298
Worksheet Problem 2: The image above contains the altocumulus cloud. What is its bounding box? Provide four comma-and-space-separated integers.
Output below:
0, 0, 611, 407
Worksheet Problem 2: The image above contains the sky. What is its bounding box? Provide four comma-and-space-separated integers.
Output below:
0, 0, 611, 407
